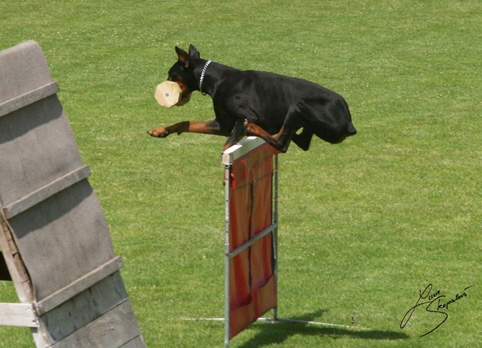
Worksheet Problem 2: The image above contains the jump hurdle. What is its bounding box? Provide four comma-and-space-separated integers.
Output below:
221, 137, 280, 347
0, 41, 145, 347
219, 137, 358, 346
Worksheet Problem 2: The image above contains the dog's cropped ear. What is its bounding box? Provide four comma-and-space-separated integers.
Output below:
175, 46, 190, 68
189, 44, 200, 60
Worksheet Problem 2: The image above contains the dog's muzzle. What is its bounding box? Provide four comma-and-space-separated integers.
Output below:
155, 81, 191, 108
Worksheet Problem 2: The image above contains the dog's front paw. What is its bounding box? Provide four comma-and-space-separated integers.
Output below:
147, 127, 169, 138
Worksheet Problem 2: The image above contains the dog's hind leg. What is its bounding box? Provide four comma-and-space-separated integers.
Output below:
244, 101, 307, 152
245, 99, 355, 152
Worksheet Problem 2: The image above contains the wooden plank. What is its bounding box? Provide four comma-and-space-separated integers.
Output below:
0, 303, 38, 327
0, 81, 59, 118
38, 272, 130, 344
49, 300, 144, 348
0, 98, 84, 207
35, 256, 123, 315
3, 166, 91, 219
9, 180, 116, 301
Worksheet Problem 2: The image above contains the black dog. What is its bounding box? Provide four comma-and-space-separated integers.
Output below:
148, 45, 356, 152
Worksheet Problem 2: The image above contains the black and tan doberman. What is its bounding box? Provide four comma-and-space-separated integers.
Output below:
148, 45, 356, 152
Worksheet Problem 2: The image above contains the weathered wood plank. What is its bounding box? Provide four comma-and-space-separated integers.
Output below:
49, 300, 143, 348
38, 272, 129, 343
0, 81, 59, 118
35, 256, 123, 315
9, 181, 115, 301
3, 166, 91, 219
0, 98, 84, 207
0, 303, 38, 327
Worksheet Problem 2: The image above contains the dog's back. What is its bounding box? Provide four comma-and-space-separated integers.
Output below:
210, 67, 353, 137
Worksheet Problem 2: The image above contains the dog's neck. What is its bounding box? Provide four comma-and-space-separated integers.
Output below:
198, 60, 212, 96
195, 60, 237, 97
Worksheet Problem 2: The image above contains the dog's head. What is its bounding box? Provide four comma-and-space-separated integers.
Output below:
155, 45, 201, 108
167, 45, 201, 97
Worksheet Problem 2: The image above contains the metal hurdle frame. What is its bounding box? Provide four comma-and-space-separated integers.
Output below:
221, 137, 279, 347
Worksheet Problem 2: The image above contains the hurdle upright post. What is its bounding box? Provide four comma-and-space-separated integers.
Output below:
272, 151, 279, 321
223, 150, 231, 348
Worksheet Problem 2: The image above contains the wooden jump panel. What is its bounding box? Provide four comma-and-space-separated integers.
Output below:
0, 41, 145, 347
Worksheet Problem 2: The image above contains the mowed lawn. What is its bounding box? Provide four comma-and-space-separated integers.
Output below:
1, 1, 481, 347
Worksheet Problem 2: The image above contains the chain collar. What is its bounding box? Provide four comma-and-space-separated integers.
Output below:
199, 60, 212, 96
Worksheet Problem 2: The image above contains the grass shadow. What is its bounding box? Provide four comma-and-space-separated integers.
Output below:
237, 310, 410, 348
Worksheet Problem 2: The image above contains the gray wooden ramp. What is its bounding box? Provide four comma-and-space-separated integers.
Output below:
0, 40, 146, 347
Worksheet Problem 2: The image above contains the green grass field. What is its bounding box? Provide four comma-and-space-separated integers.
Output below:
1, 1, 481, 347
